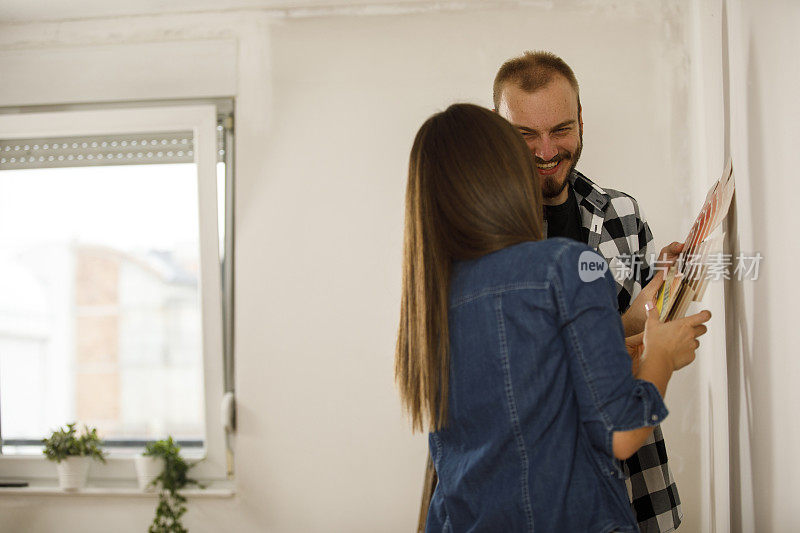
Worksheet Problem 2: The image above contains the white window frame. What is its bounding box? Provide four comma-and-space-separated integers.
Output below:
0, 105, 227, 483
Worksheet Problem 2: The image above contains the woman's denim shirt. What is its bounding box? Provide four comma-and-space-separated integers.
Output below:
426, 239, 668, 533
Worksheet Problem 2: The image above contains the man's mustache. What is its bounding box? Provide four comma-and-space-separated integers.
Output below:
534, 151, 573, 164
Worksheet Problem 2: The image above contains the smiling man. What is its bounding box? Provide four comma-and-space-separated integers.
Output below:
497, 70, 582, 208
494, 51, 682, 532
494, 52, 650, 314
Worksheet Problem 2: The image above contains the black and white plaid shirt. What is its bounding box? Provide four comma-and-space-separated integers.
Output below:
565, 170, 682, 532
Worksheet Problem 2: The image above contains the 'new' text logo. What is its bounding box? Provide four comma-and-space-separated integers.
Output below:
578, 250, 608, 283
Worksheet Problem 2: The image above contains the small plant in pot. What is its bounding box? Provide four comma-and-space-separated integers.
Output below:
42, 422, 106, 490
135, 450, 163, 492
144, 437, 203, 533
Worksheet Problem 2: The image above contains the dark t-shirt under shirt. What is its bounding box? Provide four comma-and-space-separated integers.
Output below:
544, 183, 583, 242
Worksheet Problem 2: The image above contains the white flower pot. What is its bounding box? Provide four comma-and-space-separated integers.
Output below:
134, 454, 163, 491
56, 456, 91, 490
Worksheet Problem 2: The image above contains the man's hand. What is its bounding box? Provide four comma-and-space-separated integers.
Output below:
625, 332, 645, 376
621, 241, 684, 336
657, 241, 685, 264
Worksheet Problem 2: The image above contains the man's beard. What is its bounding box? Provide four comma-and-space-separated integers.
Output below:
539, 135, 583, 200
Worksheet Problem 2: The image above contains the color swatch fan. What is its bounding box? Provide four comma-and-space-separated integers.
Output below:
655, 159, 735, 321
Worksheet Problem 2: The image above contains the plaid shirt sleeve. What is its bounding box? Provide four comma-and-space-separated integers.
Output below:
635, 207, 656, 290
596, 190, 682, 532
596, 192, 655, 314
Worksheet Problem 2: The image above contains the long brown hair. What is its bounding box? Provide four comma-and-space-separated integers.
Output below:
395, 103, 545, 432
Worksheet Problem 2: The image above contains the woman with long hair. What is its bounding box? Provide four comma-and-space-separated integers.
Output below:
395, 103, 710, 532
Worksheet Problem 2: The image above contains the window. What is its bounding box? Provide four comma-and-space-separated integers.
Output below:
0, 103, 233, 482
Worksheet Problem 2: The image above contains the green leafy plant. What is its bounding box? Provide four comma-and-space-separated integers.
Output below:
144, 437, 203, 533
41, 422, 106, 463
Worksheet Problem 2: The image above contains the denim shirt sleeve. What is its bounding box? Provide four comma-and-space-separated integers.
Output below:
549, 242, 669, 477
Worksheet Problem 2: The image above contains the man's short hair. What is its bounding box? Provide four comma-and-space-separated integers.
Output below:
493, 51, 581, 111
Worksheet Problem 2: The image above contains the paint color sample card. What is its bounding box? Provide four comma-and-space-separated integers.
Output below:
656, 159, 735, 322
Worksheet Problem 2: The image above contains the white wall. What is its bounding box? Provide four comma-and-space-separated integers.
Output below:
722, 0, 800, 531
684, 2, 731, 531
0, 3, 700, 531
685, 1, 800, 531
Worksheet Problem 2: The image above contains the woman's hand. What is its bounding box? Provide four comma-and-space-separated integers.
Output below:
613, 301, 711, 460
642, 302, 711, 371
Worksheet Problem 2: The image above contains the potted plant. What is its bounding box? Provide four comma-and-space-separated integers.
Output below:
144, 437, 203, 533
134, 452, 163, 492
42, 422, 106, 490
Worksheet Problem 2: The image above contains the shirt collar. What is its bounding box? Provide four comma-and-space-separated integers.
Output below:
569, 169, 609, 212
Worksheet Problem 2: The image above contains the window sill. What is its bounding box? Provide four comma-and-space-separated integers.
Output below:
0, 479, 234, 498
0, 453, 228, 483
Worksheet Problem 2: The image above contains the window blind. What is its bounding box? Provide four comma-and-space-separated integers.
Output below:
0, 126, 225, 170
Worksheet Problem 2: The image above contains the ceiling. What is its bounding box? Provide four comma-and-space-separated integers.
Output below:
0, 0, 494, 24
